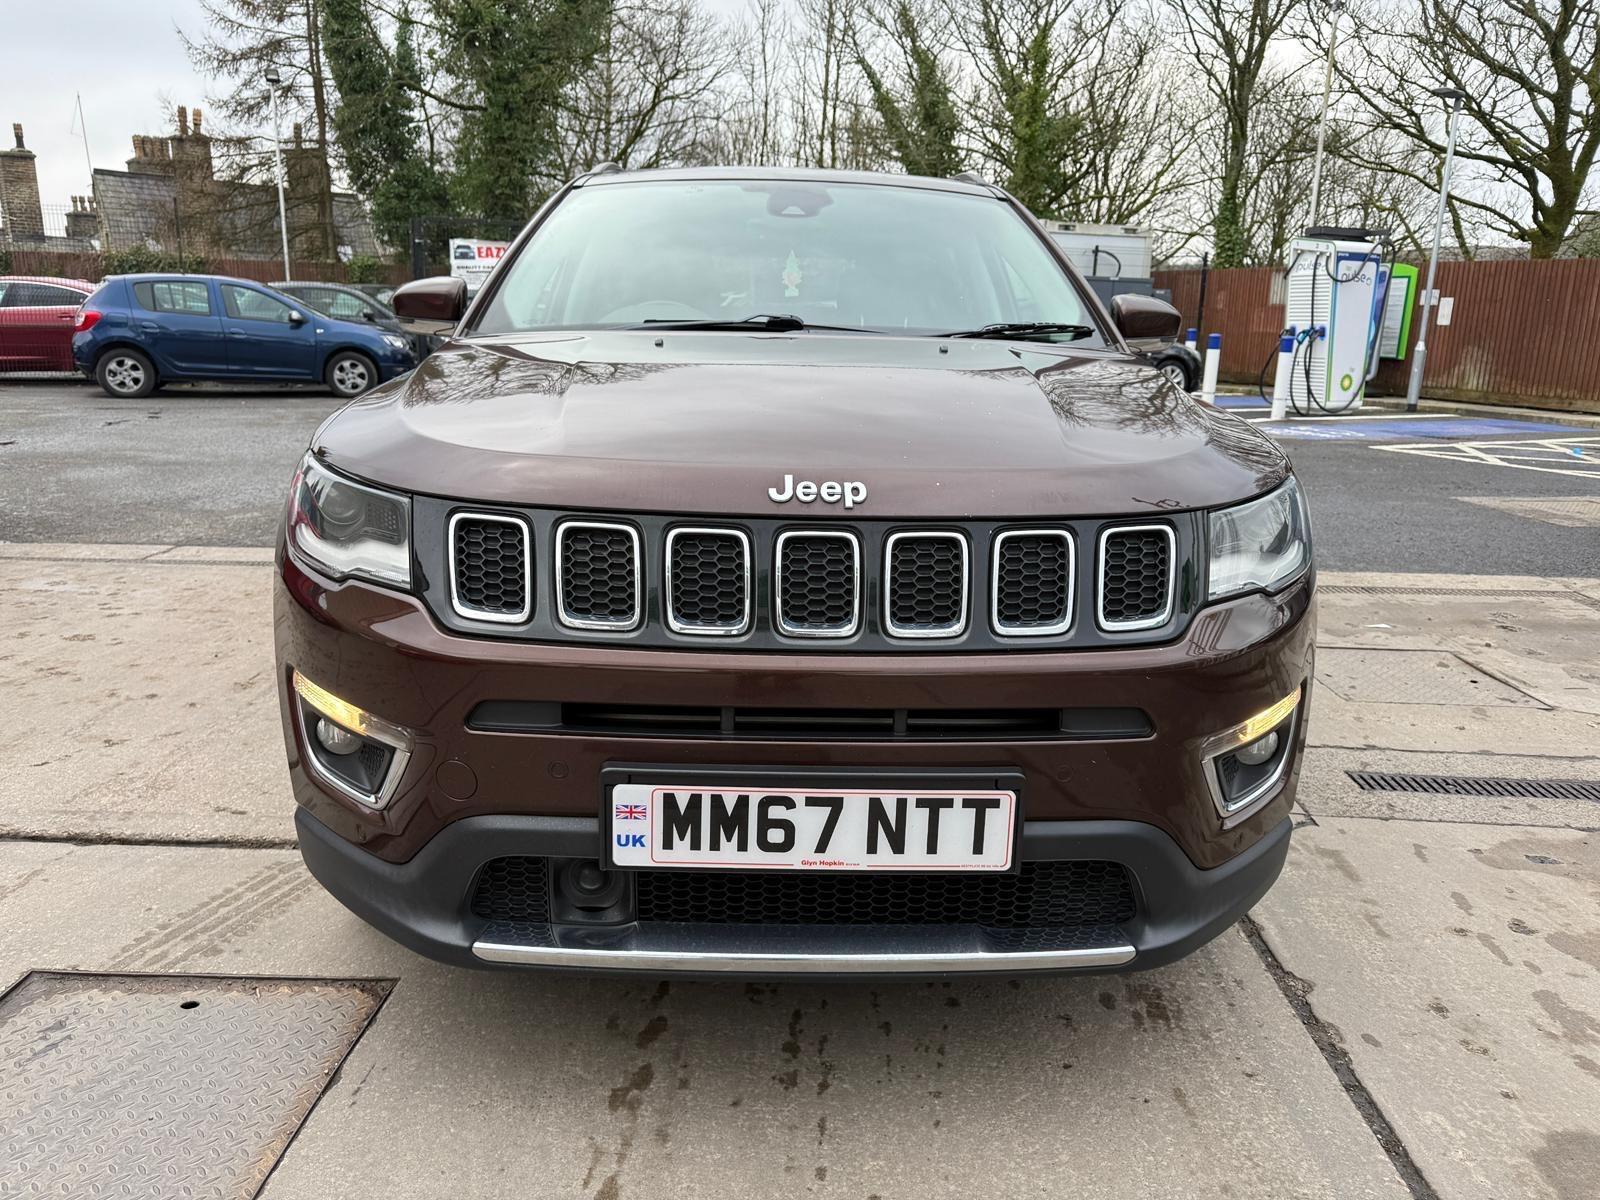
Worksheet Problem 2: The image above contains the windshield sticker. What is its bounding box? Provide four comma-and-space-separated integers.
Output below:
783, 251, 803, 298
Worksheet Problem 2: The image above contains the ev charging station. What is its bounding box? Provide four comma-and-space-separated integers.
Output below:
1281, 227, 1390, 415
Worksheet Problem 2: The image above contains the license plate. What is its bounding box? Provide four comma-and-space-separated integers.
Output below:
608, 783, 1017, 871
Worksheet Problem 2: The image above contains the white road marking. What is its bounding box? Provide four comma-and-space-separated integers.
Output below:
1373, 436, 1600, 481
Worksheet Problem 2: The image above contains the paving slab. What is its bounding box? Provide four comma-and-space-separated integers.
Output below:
1254, 816, 1600, 1200
0, 840, 1409, 1200
0, 558, 290, 845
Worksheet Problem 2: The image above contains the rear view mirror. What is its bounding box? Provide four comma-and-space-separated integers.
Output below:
392, 276, 468, 336
1110, 294, 1182, 351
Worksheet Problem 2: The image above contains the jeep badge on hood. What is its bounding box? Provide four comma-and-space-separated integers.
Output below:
767, 474, 868, 508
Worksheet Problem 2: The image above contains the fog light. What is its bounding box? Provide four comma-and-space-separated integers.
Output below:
316, 717, 361, 756
291, 670, 414, 809
1235, 731, 1279, 766
1200, 685, 1303, 826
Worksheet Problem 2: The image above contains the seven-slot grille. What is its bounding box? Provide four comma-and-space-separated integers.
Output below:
885, 531, 968, 637
992, 530, 1074, 635
557, 521, 642, 630
449, 513, 531, 622
775, 531, 860, 637
1098, 525, 1175, 630
665, 528, 751, 635
446, 516, 1180, 643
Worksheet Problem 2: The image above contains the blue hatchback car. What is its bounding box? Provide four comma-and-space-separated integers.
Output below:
73, 274, 417, 399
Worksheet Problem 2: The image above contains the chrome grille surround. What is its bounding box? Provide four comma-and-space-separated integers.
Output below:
1096, 523, 1176, 632
555, 520, 643, 631
447, 511, 533, 624
774, 529, 861, 638
663, 526, 752, 636
991, 529, 1075, 636
883, 530, 969, 639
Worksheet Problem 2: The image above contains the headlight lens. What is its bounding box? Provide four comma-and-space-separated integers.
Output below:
1207, 478, 1310, 600
287, 455, 411, 587
382, 334, 411, 351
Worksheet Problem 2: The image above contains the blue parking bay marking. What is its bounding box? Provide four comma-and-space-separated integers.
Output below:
1245, 415, 1596, 442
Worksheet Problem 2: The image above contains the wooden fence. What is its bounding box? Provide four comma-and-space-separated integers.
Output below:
1153, 257, 1600, 413
3, 248, 410, 289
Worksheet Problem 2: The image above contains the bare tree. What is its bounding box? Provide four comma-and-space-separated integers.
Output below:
1166, 0, 1305, 267
549, 0, 735, 182
1332, 0, 1600, 257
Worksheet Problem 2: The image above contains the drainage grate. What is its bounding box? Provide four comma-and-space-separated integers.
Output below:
1346, 771, 1600, 804
0, 971, 392, 1199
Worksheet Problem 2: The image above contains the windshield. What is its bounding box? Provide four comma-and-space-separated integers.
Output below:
471, 179, 1098, 341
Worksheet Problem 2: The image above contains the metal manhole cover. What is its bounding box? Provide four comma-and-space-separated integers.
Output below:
0, 972, 392, 1199
1456, 496, 1600, 528
1313, 648, 1544, 707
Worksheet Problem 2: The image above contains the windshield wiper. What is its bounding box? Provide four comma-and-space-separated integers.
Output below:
937, 322, 1096, 342
634, 314, 871, 333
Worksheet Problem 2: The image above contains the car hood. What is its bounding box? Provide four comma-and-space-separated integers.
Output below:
315, 332, 1289, 518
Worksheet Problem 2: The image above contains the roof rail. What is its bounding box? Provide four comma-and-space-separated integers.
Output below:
950, 171, 990, 187
589, 161, 622, 177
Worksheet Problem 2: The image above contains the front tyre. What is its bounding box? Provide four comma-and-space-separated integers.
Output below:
325, 351, 377, 398
96, 349, 158, 398
1160, 360, 1194, 392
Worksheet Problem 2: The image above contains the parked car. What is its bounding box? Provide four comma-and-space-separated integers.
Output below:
278, 166, 1313, 977
348, 282, 397, 309
1144, 340, 1200, 391
0, 276, 95, 373
72, 274, 417, 399
274, 281, 437, 358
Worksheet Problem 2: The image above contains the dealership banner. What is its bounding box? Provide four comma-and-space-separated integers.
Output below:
448, 238, 509, 293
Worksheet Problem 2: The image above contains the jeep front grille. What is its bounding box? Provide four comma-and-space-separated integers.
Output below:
665, 527, 751, 635
449, 512, 531, 623
432, 505, 1195, 650
775, 530, 860, 637
884, 531, 968, 638
992, 530, 1074, 635
556, 521, 641, 630
1097, 525, 1175, 630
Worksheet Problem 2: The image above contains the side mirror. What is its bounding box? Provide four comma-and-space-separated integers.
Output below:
362, 308, 377, 322
287, 309, 306, 326
1110, 294, 1182, 352
392, 276, 468, 336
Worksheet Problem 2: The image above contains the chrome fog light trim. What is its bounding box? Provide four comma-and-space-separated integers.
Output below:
1200, 686, 1302, 828
291, 671, 414, 810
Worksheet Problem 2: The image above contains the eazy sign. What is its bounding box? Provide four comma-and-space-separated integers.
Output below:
448, 238, 509, 294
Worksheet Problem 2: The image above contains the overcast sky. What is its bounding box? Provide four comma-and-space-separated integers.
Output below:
7, 1, 215, 218
7, 0, 753, 230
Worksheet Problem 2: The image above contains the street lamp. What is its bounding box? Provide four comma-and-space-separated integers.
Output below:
264, 67, 292, 282
1405, 86, 1468, 411
1306, 0, 1345, 230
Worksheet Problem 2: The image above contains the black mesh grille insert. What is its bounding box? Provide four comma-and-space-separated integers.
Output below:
1100, 527, 1171, 626
638, 860, 1134, 927
887, 534, 965, 634
668, 530, 748, 631
994, 532, 1072, 631
559, 524, 639, 626
778, 533, 858, 633
470, 856, 551, 923
469, 858, 1136, 929
451, 516, 529, 618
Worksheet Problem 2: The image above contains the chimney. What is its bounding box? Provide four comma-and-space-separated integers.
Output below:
192, 108, 203, 135
177, 106, 189, 136
292, 122, 304, 149
0, 120, 45, 239
65, 193, 100, 240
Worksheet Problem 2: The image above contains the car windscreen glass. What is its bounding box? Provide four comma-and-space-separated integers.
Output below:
323, 290, 369, 319
472, 180, 1097, 341
134, 281, 213, 316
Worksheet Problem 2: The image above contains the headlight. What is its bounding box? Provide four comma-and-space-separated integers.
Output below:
382, 334, 411, 351
287, 455, 411, 587
1207, 478, 1310, 600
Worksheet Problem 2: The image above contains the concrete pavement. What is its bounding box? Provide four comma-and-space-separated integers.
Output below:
1, 549, 1598, 1197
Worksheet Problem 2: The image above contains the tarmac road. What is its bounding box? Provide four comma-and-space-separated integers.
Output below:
2, 377, 1598, 574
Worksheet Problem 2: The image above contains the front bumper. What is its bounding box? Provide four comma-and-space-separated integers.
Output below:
297, 804, 1291, 975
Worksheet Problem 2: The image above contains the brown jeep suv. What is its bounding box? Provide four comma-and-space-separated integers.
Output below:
275, 166, 1313, 975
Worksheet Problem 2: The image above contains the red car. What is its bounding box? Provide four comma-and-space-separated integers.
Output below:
0, 276, 96, 373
